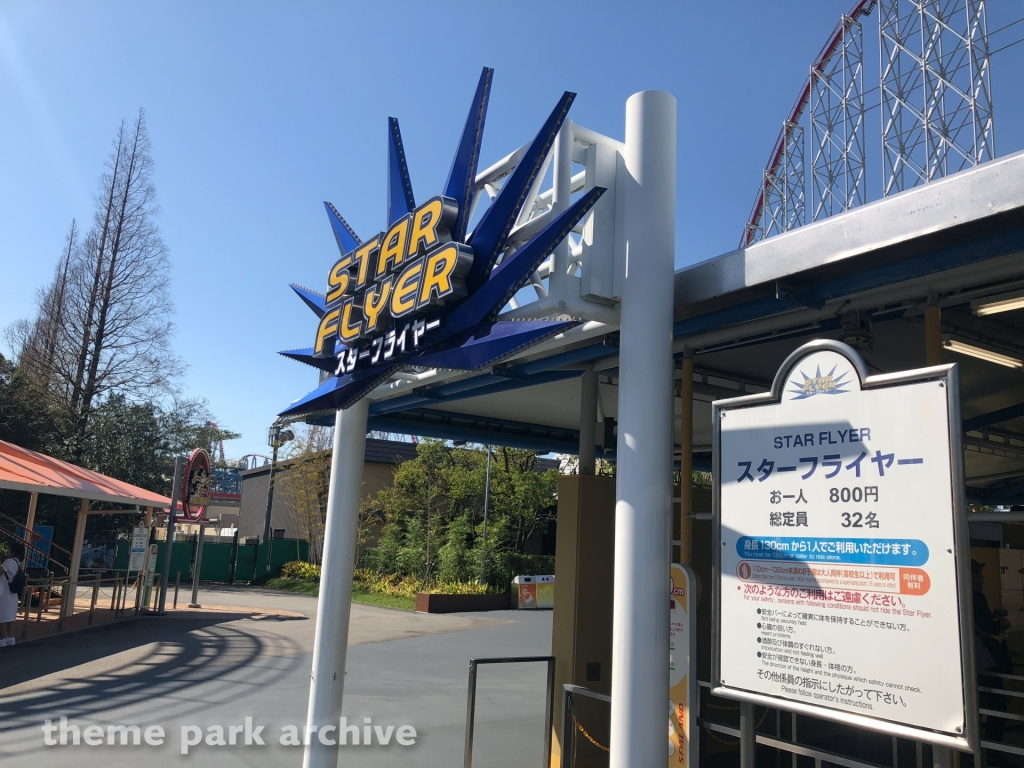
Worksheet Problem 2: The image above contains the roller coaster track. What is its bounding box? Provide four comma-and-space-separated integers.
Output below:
742, 0, 996, 246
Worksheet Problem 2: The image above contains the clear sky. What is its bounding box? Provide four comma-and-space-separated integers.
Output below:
3, 1, 1023, 459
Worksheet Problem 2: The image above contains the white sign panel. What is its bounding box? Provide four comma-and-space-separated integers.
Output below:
128, 525, 148, 572
713, 341, 976, 751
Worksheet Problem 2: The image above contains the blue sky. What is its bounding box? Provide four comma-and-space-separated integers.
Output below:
2, 1, 1023, 459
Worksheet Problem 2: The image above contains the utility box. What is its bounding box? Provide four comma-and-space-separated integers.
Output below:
1000, 548, 1024, 591
1002, 590, 1024, 632
999, 548, 1024, 631
513, 574, 554, 609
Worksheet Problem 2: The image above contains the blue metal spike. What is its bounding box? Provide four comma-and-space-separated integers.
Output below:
387, 117, 416, 225
289, 284, 327, 319
279, 364, 398, 417
412, 320, 575, 371
279, 348, 338, 372
324, 202, 362, 255
444, 67, 493, 243
466, 91, 576, 292
445, 187, 605, 336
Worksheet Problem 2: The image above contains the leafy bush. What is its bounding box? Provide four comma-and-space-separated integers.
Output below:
360, 441, 557, 589
425, 580, 493, 595
436, 513, 475, 583
280, 560, 321, 582
353, 569, 420, 597
352, 568, 498, 596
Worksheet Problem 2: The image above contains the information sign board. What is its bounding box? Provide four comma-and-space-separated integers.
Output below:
712, 340, 977, 751
128, 525, 148, 572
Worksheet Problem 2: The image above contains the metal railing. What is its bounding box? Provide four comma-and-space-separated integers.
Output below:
976, 670, 1024, 759
697, 680, 891, 768
555, 680, 1016, 768
0, 513, 71, 573
14, 570, 173, 641
463, 656, 555, 768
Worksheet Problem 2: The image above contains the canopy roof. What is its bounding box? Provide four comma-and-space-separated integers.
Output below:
0, 439, 171, 508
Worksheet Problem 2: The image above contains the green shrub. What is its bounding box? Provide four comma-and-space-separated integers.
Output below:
353, 568, 420, 597
280, 560, 321, 582
484, 552, 555, 591
436, 513, 475, 583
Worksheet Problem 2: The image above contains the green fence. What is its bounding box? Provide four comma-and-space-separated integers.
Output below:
113, 537, 309, 583
234, 542, 256, 583
255, 539, 309, 579
199, 542, 233, 583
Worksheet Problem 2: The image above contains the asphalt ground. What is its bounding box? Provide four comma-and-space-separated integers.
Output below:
0, 585, 554, 768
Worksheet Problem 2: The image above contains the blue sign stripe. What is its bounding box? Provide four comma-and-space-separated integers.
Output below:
736, 536, 929, 566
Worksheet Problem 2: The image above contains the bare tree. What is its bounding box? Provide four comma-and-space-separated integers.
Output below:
10, 109, 179, 457
279, 425, 334, 564
6, 220, 79, 385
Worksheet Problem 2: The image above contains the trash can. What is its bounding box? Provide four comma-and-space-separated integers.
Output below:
512, 574, 555, 609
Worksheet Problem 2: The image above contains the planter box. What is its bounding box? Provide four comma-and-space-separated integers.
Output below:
415, 592, 510, 613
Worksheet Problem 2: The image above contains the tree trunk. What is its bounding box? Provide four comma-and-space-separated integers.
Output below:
69, 123, 125, 433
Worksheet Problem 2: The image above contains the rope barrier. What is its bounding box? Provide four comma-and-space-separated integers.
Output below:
705, 701, 740, 711
566, 694, 610, 759
571, 711, 609, 753
564, 694, 772, 756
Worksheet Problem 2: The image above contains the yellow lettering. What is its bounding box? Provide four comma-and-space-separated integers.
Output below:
362, 278, 393, 333
390, 260, 423, 318
418, 244, 469, 307
408, 199, 442, 257
376, 217, 410, 278
407, 196, 457, 258
326, 256, 352, 305
314, 308, 340, 355
338, 299, 363, 342
351, 236, 380, 291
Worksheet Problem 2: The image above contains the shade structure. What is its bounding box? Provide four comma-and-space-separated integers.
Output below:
0, 439, 171, 508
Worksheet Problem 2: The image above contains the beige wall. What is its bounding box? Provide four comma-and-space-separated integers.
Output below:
239, 459, 399, 542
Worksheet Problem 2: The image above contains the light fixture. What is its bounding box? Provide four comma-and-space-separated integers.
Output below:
944, 339, 1023, 369
971, 288, 1024, 316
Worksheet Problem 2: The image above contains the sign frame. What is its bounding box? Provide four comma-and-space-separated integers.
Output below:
710, 339, 978, 753
181, 448, 212, 521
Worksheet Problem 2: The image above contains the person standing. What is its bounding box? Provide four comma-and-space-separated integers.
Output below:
0, 541, 24, 647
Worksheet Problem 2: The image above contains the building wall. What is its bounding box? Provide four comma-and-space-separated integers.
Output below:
238, 439, 417, 542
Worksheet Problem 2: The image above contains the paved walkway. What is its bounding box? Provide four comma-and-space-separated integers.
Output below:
0, 585, 554, 767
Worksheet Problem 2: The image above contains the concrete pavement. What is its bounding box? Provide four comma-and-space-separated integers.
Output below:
0, 585, 555, 768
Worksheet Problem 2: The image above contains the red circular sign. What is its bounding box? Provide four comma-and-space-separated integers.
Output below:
181, 448, 212, 520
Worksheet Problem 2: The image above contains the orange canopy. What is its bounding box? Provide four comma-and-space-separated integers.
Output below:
0, 439, 171, 508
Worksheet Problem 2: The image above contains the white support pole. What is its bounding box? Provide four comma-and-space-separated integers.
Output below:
579, 369, 598, 475
549, 119, 574, 299
303, 397, 369, 768
610, 90, 677, 768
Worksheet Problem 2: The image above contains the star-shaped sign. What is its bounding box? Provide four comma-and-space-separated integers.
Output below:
280, 67, 605, 418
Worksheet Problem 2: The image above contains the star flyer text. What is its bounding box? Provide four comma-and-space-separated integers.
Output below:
714, 341, 975, 750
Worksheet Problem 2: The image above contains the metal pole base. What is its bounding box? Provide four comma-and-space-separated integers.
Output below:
187, 603, 201, 609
